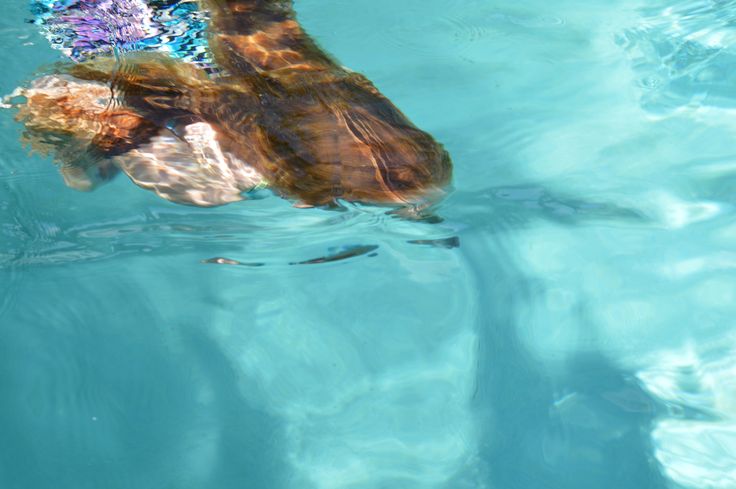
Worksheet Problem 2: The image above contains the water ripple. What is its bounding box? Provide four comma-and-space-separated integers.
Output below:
637, 338, 736, 488
0, 199, 461, 270
620, 0, 736, 113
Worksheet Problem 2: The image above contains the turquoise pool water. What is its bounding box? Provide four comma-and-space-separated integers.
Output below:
1, 0, 735, 487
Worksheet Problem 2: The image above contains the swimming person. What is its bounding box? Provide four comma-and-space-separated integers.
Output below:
12, 0, 452, 210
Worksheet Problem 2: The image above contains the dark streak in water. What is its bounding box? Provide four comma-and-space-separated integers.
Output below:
201, 257, 265, 267
291, 245, 379, 265
202, 244, 379, 267
408, 236, 460, 249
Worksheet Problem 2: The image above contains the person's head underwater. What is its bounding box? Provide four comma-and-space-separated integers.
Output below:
11, 0, 452, 211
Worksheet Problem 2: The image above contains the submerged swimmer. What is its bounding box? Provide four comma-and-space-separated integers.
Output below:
11, 0, 452, 210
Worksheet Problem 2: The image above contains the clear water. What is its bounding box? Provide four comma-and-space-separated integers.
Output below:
1, 0, 735, 488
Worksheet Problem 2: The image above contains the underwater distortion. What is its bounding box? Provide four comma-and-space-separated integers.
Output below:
9, 0, 452, 212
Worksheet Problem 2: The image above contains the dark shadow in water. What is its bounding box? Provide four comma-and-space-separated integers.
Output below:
408, 236, 460, 249
181, 326, 290, 489
447, 185, 650, 233
203, 238, 459, 268
290, 244, 379, 265
461, 232, 668, 489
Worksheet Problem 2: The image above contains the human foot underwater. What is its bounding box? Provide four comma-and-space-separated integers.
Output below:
8, 0, 452, 211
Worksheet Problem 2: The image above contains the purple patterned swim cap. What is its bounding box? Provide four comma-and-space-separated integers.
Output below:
31, 0, 213, 67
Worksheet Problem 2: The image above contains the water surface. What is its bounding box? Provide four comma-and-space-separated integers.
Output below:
1, 0, 735, 488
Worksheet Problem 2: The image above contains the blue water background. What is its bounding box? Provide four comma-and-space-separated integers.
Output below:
1, 0, 735, 488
